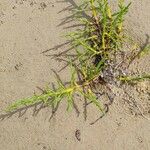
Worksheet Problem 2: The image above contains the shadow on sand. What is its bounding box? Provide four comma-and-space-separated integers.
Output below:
1, 0, 149, 125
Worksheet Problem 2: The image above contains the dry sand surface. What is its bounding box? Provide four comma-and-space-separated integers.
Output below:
0, 0, 150, 150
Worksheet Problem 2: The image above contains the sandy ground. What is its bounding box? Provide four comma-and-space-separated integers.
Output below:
0, 0, 150, 150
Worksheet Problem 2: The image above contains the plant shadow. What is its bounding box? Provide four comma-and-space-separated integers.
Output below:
1, 0, 149, 125
0, 0, 82, 122
0, 86, 57, 121
0, 79, 80, 122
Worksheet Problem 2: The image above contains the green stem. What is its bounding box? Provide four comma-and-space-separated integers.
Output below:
119, 74, 150, 82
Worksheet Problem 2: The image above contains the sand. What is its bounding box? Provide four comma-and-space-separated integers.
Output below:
0, 0, 150, 150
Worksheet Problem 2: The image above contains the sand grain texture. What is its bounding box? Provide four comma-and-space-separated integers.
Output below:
0, 0, 150, 150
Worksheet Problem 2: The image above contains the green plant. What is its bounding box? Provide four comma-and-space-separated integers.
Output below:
119, 74, 150, 82
6, 0, 149, 116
